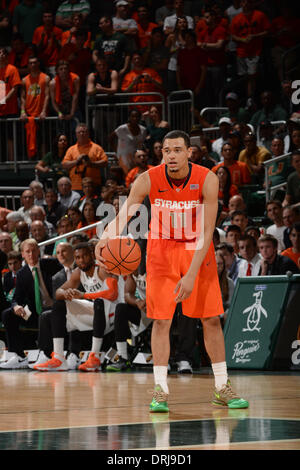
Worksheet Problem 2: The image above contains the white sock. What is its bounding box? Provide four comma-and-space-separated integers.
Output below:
53, 338, 65, 359
91, 337, 103, 357
116, 341, 128, 360
153, 366, 169, 394
211, 362, 228, 391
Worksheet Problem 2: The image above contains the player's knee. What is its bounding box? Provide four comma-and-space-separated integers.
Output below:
153, 318, 172, 333
201, 316, 221, 330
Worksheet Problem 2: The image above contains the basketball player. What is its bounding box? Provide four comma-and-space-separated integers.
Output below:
96, 130, 249, 411
34, 243, 124, 371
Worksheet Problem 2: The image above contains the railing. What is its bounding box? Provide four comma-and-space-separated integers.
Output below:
0, 116, 79, 168
264, 152, 291, 202
167, 90, 194, 133
200, 107, 228, 124
0, 186, 28, 210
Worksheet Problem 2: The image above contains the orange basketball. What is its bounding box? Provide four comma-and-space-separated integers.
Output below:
100, 237, 141, 275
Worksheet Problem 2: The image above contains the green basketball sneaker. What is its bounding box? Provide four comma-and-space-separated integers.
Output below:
149, 385, 169, 413
212, 380, 249, 409
106, 357, 131, 372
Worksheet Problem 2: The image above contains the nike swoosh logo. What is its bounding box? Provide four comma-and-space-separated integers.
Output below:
158, 189, 168, 193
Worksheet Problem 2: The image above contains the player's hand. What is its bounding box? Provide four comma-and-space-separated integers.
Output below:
174, 274, 195, 303
136, 299, 146, 312
70, 289, 84, 299
64, 288, 77, 300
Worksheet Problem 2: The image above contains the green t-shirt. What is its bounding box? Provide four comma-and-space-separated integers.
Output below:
12, 1, 43, 44
267, 156, 291, 187
94, 31, 130, 71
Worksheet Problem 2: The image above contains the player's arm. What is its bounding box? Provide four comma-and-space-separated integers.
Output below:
175, 171, 219, 302
125, 274, 146, 311
81, 269, 119, 301
96, 172, 150, 267
55, 268, 81, 300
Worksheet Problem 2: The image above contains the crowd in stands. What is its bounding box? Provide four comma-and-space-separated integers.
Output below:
0, 0, 300, 372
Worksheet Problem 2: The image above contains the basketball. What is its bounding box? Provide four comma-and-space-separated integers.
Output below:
99, 237, 141, 275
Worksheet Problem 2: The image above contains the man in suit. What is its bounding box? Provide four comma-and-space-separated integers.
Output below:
0, 238, 62, 369
29, 241, 77, 369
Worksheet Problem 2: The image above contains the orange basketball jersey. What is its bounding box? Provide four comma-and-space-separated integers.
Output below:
148, 162, 208, 242
24, 72, 48, 117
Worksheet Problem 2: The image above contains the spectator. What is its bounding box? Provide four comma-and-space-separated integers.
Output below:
49, 59, 80, 122
212, 141, 251, 187
136, 4, 157, 49
144, 105, 170, 153
55, 0, 91, 31
265, 200, 286, 252
231, 209, 249, 234
212, 117, 233, 157
197, 8, 227, 106
150, 140, 163, 166
29, 205, 56, 238
221, 92, 250, 125
225, 224, 242, 254
77, 177, 100, 212
52, 216, 74, 255
225, 0, 242, 71
20, 56, 51, 159
282, 151, 300, 208
215, 251, 235, 318
216, 242, 241, 285
230, 0, 270, 98
227, 130, 244, 161
238, 132, 271, 181
66, 206, 83, 230
57, 177, 81, 209
0, 46, 22, 161
258, 234, 299, 275
142, 27, 170, 91
110, 108, 147, 175
92, 15, 131, 79
3, 251, 23, 305
282, 206, 300, 249
0, 238, 61, 370
14, 220, 30, 251
216, 165, 239, 219
61, 122, 108, 192
245, 225, 261, 241
29, 181, 45, 207
238, 234, 261, 276
250, 90, 288, 131
35, 134, 69, 186
176, 29, 207, 111
121, 51, 164, 114
125, 148, 154, 188
12, 0, 43, 45
30, 219, 55, 257
6, 212, 25, 248
0, 206, 12, 232
7, 33, 33, 78
155, 0, 175, 26
0, 3, 14, 48
281, 222, 300, 270
112, 0, 138, 51
164, 15, 187, 92
32, 11, 63, 78
17, 189, 34, 224
265, 137, 291, 200
76, 200, 99, 239
61, 12, 92, 48
0, 231, 13, 255
190, 144, 217, 169
163, 0, 194, 35
288, 127, 300, 154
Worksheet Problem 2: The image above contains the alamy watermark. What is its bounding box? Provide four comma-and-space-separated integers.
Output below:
291, 81, 300, 105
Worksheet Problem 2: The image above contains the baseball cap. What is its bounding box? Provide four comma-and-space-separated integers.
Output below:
116, 1, 128, 6
218, 117, 232, 126
225, 92, 238, 101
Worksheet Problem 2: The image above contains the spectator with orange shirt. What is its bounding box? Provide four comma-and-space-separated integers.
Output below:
61, 12, 91, 48
230, 0, 270, 98
7, 33, 33, 78
197, 8, 227, 106
76, 200, 99, 239
32, 11, 62, 78
121, 52, 164, 114
0, 46, 22, 161
125, 148, 154, 188
20, 56, 50, 159
49, 59, 80, 122
136, 4, 158, 49
61, 122, 108, 192
212, 141, 251, 187
281, 223, 300, 270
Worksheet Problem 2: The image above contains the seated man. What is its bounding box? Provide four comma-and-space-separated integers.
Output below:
215, 242, 241, 285
282, 150, 300, 209
258, 234, 300, 275
238, 234, 261, 277
281, 222, 300, 269
34, 242, 124, 372
238, 132, 271, 183
0, 239, 61, 369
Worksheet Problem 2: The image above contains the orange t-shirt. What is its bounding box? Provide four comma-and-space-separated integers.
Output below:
32, 26, 63, 66
0, 63, 21, 116
61, 30, 91, 48
24, 72, 48, 117
121, 67, 163, 112
62, 140, 108, 190
137, 22, 158, 48
212, 161, 251, 186
281, 248, 300, 269
125, 165, 154, 188
230, 9, 270, 57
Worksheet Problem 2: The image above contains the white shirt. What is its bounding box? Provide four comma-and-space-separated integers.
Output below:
212, 137, 225, 159
163, 14, 194, 32
115, 123, 147, 168
238, 253, 262, 277
266, 224, 286, 252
